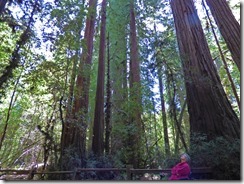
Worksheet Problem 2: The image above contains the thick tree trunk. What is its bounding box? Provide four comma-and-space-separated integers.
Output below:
129, 0, 142, 168
202, 0, 240, 111
108, 0, 129, 160
170, 0, 240, 140
205, 0, 240, 71
60, 0, 97, 171
92, 0, 107, 157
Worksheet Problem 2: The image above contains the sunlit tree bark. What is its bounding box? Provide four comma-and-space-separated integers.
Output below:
60, 0, 97, 171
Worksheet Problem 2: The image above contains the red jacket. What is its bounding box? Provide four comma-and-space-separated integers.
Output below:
169, 162, 191, 180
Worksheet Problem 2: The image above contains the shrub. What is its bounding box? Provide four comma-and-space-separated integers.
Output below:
189, 133, 240, 180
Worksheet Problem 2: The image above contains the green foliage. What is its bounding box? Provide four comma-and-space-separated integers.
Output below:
0, 23, 19, 74
190, 133, 240, 180
0, 95, 41, 168
78, 155, 125, 180
218, 57, 240, 116
57, 153, 125, 180
0, 0, 240, 180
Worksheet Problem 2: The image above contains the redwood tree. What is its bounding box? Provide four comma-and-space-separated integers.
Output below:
107, 0, 129, 162
92, 0, 107, 157
202, 0, 240, 110
104, 33, 111, 154
170, 0, 240, 141
60, 0, 97, 171
205, 0, 241, 71
128, 0, 143, 168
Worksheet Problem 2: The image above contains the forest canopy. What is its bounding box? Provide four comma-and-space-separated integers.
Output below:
0, 0, 240, 180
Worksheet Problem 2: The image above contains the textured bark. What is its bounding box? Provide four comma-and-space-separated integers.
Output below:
60, 0, 97, 171
92, 0, 107, 156
205, 0, 240, 71
202, 0, 240, 111
170, 0, 240, 140
129, 0, 142, 168
129, 3, 140, 88
72, 0, 97, 117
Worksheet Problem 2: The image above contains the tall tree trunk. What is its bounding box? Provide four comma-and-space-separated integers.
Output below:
129, 0, 142, 168
108, 0, 129, 161
165, 76, 178, 155
60, 50, 79, 171
170, 0, 240, 141
104, 33, 111, 155
152, 97, 162, 160
202, 0, 240, 111
154, 23, 170, 157
92, 0, 107, 157
157, 69, 170, 156
166, 67, 188, 153
65, 52, 79, 122
205, 0, 240, 71
60, 0, 97, 171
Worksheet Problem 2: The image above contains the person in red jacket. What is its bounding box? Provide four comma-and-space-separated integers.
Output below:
169, 153, 191, 180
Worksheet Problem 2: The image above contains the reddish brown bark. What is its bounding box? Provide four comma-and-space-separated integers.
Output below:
170, 0, 240, 140
205, 0, 240, 71
202, 0, 240, 111
129, 2, 140, 88
60, 0, 97, 171
129, 0, 142, 168
92, 0, 107, 156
